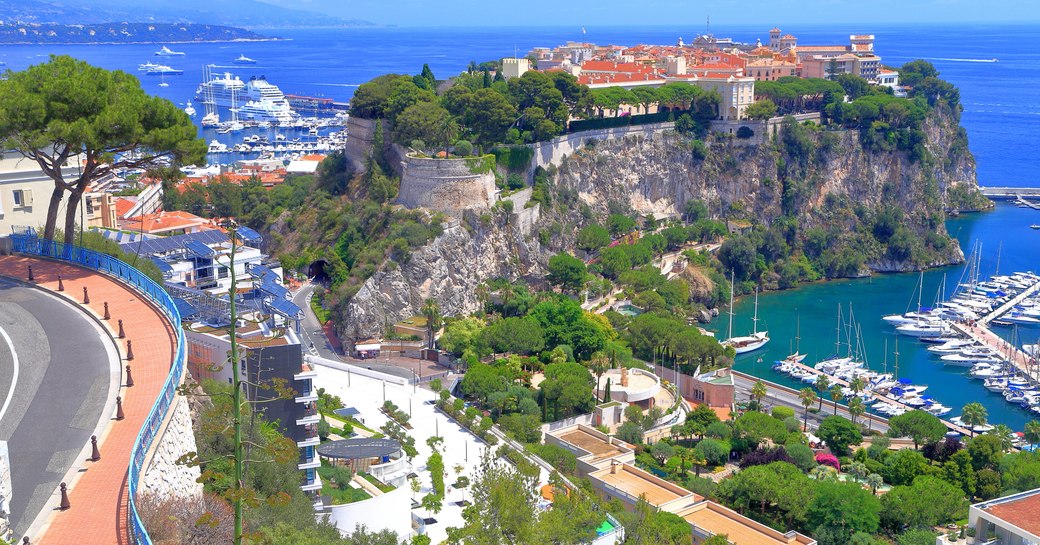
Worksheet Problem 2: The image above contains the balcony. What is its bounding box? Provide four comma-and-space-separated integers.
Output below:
295, 388, 318, 404
300, 472, 322, 492
297, 424, 320, 448
294, 361, 317, 381
297, 403, 320, 426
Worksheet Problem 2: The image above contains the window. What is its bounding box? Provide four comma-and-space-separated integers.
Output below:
12, 189, 32, 207
218, 266, 229, 279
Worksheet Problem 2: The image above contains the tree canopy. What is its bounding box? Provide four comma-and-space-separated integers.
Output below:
0, 55, 206, 242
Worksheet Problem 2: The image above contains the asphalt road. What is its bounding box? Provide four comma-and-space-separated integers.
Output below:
731, 371, 891, 434
0, 278, 113, 535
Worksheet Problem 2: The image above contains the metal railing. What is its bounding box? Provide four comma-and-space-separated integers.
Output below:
10, 235, 184, 545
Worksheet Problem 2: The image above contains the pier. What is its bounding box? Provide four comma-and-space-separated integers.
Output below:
978, 186, 1040, 200
980, 280, 1040, 324
953, 322, 1040, 387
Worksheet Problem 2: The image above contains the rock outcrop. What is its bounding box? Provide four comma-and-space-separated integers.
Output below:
339, 213, 545, 341
337, 106, 980, 339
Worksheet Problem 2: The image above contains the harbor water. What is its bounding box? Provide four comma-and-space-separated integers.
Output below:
725, 203, 1040, 431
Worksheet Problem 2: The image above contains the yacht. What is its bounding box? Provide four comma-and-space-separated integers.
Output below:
721, 275, 769, 355
207, 140, 228, 153
195, 73, 296, 122
896, 321, 949, 338
233, 54, 258, 64
146, 65, 184, 76
138, 62, 164, 72
238, 99, 295, 124
184, 103, 196, 118
155, 46, 186, 56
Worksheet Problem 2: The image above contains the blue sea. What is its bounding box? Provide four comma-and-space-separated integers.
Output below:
2, 23, 1038, 428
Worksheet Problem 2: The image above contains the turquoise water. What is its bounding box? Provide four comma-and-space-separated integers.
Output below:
721, 204, 1040, 431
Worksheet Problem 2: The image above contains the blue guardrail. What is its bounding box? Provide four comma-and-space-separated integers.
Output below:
11, 234, 183, 545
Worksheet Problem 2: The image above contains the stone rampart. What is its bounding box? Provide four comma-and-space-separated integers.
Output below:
344, 116, 387, 174
528, 122, 676, 173
396, 154, 495, 216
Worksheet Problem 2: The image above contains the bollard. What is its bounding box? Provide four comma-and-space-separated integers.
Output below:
116, 396, 125, 420
22, 536, 29, 545
103, 301, 110, 320
125, 365, 134, 387
82, 286, 90, 305
90, 435, 100, 462
27, 264, 33, 282
57, 275, 64, 291
117, 319, 125, 339
59, 482, 70, 510
126, 339, 134, 361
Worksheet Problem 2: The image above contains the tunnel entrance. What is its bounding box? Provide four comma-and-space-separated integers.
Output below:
308, 260, 330, 283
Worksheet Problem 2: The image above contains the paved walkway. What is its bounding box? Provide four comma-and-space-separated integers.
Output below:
0, 256, 177, 545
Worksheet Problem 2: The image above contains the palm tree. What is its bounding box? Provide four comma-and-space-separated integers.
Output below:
866, 472, 883, 495
675, 446, 691, 474
1025, 420, 1040, 451
849, 397, 865, 424
991, 424, 1015, 452
829, 384, 844, 415
750, 381, 768, 409
420, 298, 443, 351
815, 375, 831, 410
961, 402, 988, 437
799, 387, 817, 432
590, 351, 609, 399
849, 376, 867, 397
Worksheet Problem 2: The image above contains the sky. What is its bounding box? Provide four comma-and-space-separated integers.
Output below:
260, 0, 1040, 27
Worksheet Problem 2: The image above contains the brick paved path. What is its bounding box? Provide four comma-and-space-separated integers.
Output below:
0, 256, 177, 545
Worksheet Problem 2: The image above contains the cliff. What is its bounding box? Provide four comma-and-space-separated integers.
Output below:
339, 211, 545, 340
336, 106, 981, 339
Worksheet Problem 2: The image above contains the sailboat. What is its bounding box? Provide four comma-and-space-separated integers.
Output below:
785, 315, 806, 362
721, 272, 770, 354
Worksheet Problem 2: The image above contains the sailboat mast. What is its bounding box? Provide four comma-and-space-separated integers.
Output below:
916, 271, 923, 313
752, 288, 759, 336
894, 337, 900, 378
727, 270, 735, 340
883, 338, 888, 374
995, 241, 1002, 277
834, 303, 842, 355
795, 315, 801, 353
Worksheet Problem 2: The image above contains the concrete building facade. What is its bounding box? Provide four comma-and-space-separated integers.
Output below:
966, 488, 1040, 545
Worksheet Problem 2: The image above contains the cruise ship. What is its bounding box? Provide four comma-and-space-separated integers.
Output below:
195, 72, 296, 123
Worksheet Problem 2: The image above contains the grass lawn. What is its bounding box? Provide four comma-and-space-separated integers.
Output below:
360, 471, 396, 493
310, 296, 331, 324
318, 466, 371, 505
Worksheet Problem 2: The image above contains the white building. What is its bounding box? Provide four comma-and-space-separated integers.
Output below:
964, 488, 1040, 545
501, 57, 530, 79
0, 155, 78, 235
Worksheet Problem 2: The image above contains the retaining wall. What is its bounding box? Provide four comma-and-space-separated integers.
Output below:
138, 396, 203, 501
396, 155, 496, 216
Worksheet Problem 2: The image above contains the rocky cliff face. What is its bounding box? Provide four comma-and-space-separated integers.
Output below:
339, 213, 546, 341
339, 107, 979, 338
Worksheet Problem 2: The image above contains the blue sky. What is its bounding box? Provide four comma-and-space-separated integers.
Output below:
263, 0, 1040, 26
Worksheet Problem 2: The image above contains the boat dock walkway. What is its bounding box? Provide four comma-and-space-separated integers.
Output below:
777, 360, 974, 436
980, 280, 1040, 324
979, 186, 1040, 200
953, 322, 1040, 387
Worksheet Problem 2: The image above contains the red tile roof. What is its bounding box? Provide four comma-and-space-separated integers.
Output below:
982, 493, 1040, 536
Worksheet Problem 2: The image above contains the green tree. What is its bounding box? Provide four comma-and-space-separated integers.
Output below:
454, 452, 537, 544
966, 433, 1003, 471
884, 448, 928, 487
896, 529, 939, 545
577, 224, 612, 252
547, 253, 588, 294
888, 410, 947, 450
829, 385, 843, 415
940, 449, 976, 498
694, 438, 729, 467
0, 55, 206, 243
807, 480, 881, 537
750, 381, 768, 408
392, 101, 456, 150
606, 214, 637, 237
651, 441, 675, 465
439, 317, 484, 355
817, 415, 862, 457
960, 402, 988, 437
880, 476, 966, 530
1025, 420, 1040, 451
745, 98, 778, 120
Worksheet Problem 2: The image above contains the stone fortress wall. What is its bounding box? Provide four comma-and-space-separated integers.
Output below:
395, 154, 496, 216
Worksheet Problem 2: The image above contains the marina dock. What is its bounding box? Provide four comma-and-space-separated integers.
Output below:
772, 359, 975, 436
953, 322, 1040, 387
980, 280, 1040, 324
979, 186, 1040, 200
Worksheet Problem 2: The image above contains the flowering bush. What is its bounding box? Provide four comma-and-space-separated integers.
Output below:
815, 452, 840, 471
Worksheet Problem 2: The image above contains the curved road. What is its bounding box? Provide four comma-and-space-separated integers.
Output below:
0, 277, 114, 536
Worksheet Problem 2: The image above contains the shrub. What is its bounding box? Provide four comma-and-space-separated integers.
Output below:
454, 139, 473, 156
507, 173, 525, 190
771, 406, 795, 421
739, 447, 794, 469
736, 126, 754, 139
815, 452, 841, 471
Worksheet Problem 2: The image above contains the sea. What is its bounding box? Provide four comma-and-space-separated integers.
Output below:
1, 23, 1038, 429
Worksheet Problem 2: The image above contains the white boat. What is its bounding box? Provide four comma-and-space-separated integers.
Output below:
184, 103, 196, 117
941, 353, 1001, 366
950, 416, 994, 433
896, 322, 949, 338
925, 404, 952, 416
233, 54, 258, 64
146, 65, 183, 76
138, 62, 164, 72
722, 283, 769, 355
155, 45, 186, 56
201, 112, 220, 127
207, 140, 228, 153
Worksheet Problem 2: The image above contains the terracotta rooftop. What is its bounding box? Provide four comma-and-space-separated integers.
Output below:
114, 197, 136, 218
682, 501, 815, 545
556, 428, 627, 461
121, 210, 213, 234
981, 490, 1040, 536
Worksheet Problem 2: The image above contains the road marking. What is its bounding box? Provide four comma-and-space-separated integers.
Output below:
0, 324, 20, 423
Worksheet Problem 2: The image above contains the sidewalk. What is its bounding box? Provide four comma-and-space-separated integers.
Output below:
0, 256, 177, 545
